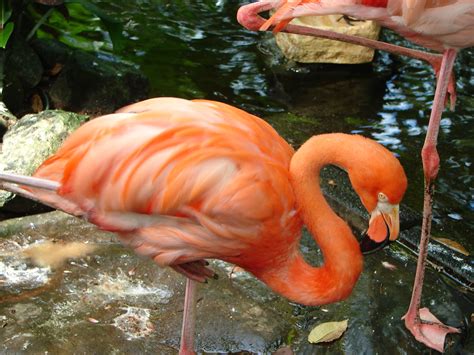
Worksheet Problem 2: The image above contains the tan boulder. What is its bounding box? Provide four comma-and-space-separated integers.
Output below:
275, 15, 381, 64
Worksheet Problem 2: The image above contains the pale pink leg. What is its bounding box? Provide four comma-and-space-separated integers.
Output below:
172, 261, 215, 354
402, 48, 460, 353
179, 278, 198, 355
236, 2, 457, 107
0, 172, 84, 218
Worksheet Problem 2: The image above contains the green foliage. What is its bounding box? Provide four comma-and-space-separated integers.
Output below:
64, 0, 125, 51
22, 0, 124, 52
0, 0, 14, 48
286, 327, 298, 345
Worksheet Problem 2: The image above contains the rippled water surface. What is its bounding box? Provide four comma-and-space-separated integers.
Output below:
88, 0, 473, 251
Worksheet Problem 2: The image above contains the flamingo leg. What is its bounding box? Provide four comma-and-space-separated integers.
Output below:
401, 48, 460, 353
236, 2, 457, 108
171, 261, 216, 354
0, 172, 84, 218
179, 278, 198, 355
0, 172, 60, 191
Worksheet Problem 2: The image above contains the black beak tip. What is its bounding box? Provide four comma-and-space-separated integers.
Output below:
359, 231, 390, 255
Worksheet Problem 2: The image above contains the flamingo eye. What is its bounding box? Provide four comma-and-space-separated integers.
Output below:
378, 192, 388, 202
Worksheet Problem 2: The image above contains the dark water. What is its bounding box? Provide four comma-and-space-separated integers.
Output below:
80, 0, 472, 251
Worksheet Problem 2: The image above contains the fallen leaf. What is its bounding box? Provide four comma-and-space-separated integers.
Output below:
49, 63, 64, 76
88, 317, 99, 324
381, 261, 397, 271
31, 94, 43, 113
433, 237, 470, 256
23, 241, 97, 268
308, 319, 348, 343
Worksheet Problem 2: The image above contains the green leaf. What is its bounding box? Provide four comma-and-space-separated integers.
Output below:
64, 0, 125, 51
1, 2, 13, 26
0, 22, 13, 48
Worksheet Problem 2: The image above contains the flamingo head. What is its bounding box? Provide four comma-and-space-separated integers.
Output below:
359, 192, 402, 254
347, 144, 408, 254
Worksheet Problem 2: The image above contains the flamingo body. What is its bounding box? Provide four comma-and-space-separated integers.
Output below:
33, 98, 298, 271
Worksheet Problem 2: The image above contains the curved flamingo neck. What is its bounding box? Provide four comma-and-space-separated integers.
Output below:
255, 134, 364, 306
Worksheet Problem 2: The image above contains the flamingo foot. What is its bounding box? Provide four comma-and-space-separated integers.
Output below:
402, 307, 460, 352
172, 260, 216, 283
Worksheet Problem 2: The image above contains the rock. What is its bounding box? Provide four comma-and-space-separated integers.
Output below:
399, 227, 474, 287
3, 39, 45, 115
30, 38, 72, 71
5, 40, 43, 89
0, 110, 88, 208
275, 15, 381, 64
31, 39, 150, 114
0, 102, 17, 137
3, 38, 150, 116
3, 39, 44, 115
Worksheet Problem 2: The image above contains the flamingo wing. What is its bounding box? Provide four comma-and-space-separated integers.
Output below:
32, 98, 298, 267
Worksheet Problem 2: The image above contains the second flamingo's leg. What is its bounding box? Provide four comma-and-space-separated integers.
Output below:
179, 278, 198, 355
402, 48, 460, 353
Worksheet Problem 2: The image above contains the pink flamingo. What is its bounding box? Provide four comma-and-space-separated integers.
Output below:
0, 97, 407, 354
237, 0, 473, 352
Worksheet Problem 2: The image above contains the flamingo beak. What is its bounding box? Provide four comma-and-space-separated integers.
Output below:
360, 203, 400, 254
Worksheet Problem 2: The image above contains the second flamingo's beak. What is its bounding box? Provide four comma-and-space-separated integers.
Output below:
360, 203, 400, 254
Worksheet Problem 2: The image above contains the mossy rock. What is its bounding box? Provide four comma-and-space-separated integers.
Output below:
0, 110, 88, 208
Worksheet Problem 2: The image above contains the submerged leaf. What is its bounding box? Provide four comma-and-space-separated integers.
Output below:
381, 261, 397, 270
308, 319, 348, 343
433, 237, 470, 256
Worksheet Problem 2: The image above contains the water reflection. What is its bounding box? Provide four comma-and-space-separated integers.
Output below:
90, 0, 472, 250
